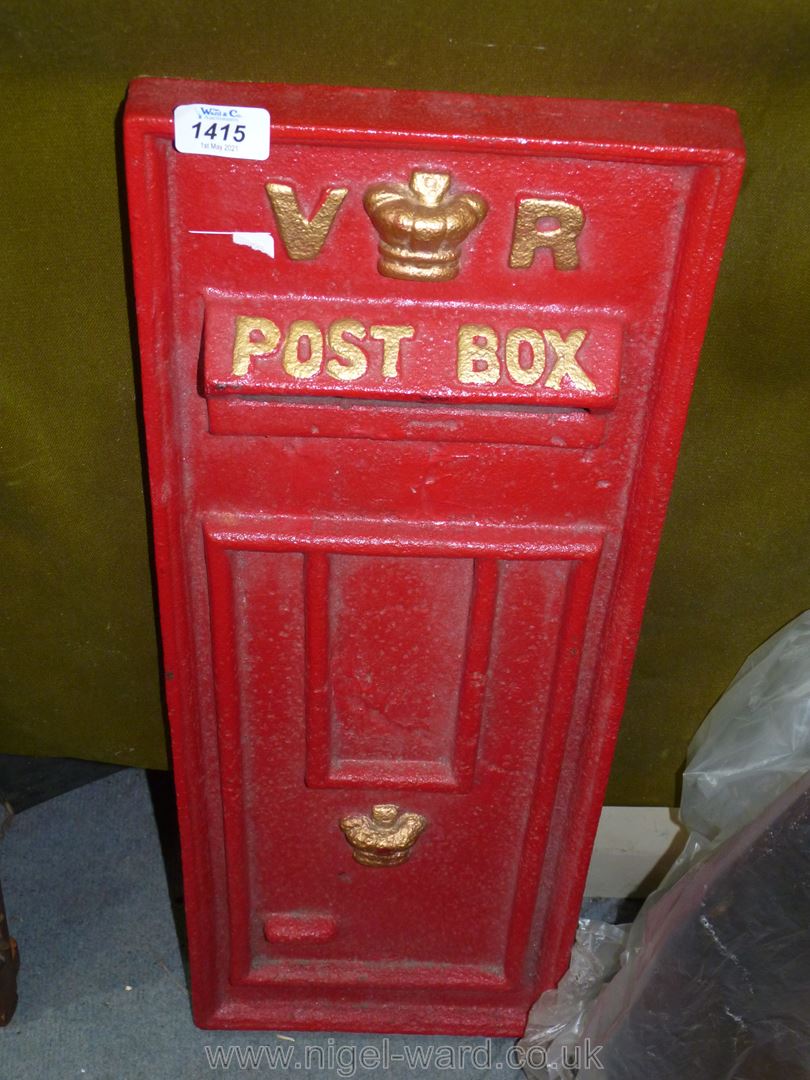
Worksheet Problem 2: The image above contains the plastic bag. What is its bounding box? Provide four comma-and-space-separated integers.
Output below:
518, 920, 628, 1078
519, 610, 810, 1079
680, 608, 810, 843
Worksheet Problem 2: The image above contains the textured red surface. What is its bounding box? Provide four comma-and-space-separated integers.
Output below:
124, 78, 742, 1034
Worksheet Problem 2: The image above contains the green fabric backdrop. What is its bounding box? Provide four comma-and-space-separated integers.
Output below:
2, 1, 809, 804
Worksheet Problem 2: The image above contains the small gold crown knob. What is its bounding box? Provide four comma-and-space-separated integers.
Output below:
339, 804, 427, 867
364, 170, 488, 282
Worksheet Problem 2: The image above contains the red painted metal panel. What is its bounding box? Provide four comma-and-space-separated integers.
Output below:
124, 78, 743, 1034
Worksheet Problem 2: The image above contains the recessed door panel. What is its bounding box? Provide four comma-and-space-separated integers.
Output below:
204, 518, 602, 989
316, 553, 475, 787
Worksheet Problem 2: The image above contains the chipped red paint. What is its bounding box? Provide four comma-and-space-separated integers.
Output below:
124, 78, 743, 1034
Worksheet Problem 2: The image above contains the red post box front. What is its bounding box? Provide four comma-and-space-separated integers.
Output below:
124, 79, 743, 1035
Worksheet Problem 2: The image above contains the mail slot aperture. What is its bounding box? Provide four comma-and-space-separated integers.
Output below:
203, 298, 622, 444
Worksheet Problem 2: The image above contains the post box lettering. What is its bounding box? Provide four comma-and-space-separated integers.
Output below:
232, 315, 594, 392
542, 330, 594, 391
369, 324, 416, 379
504, 327, 546, 386
264, 178, 585, 276
281, 319, 322, 378
508, 198, 585, 270
232, 316, 416, 383
456, 325, 592, 389
325, 318, 368, 382
265, 183, 349, 260
456, 324, 500, 385
231, 316, 280, 377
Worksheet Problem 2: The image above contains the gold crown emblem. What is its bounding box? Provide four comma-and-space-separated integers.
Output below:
364, 171, 488, 282
339, 804, 427, 866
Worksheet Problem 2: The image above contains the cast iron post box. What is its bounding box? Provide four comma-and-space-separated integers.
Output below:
124, 79, 743, 1034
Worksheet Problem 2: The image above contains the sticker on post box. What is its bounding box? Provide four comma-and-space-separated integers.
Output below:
203, 297, 622, 410
173, 104, 270, 160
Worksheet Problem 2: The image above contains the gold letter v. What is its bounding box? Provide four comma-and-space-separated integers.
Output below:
265, 183, 348, 260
